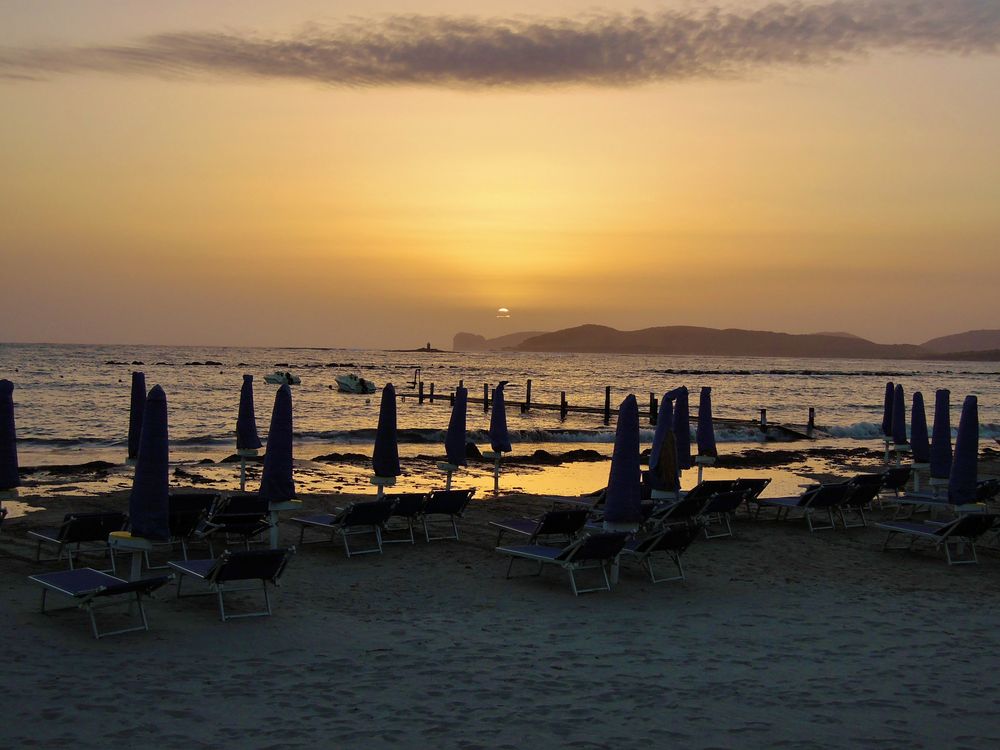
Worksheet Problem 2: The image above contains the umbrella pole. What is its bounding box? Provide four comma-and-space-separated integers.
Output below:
493, 454, 501, 493
240, 457, 247, 492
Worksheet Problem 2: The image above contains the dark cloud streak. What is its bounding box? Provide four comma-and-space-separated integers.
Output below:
2, 1, 998, 88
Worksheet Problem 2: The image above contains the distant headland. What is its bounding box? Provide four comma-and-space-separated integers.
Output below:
453, 326, 1000, 361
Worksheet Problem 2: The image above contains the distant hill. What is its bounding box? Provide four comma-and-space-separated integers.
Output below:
453, 331, 548, 351
921, 329, 1000, 354
812, 331, 865, 340
514, 324, 927, 359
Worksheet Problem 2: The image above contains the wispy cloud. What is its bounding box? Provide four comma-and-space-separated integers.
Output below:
2, 1, 998, 88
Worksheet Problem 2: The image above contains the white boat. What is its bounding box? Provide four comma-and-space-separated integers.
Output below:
264, 371, 301, 386
335, 373, 377, 394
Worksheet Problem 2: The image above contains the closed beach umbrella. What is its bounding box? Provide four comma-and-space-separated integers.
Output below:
910, 392, 930, 464
604, 394, 642, 526
881, 381, 894, 437
696, 386, 718, 458
648, 395, 679, 494
373, 383, 401, 478
0, 379, 19, 493
891, 384, 907, 445
444, 385, 468, 466
259, 384, 295, 501
948, 395, 978, 504
127, 371, 146, 461
929, 389, 952, 480
129, 385, 170, 541
489, 383, 512, 454
236, 374, 262, 451
673, 387, 692, 470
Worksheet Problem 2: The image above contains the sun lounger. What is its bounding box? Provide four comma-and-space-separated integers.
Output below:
291, 498, 395, 556
28, 511, 128, 571
734, 477, 772, 516
837, 474, 884, 528
879, 466, 911, 502
382, 492, 428, 544
421, 488, 475, 542
621, 521, 705, 582
169, 547, 295, 621
876, 513, 999, 565
490, 508, 589, 546
497, 532, 628, 595
700, 490, 749, 538
28, 568, 170, 639
755, 483, 854, 532
199, 494, 272, 554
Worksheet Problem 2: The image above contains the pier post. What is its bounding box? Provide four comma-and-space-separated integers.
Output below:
449, 391, 454, 406
807, 407, 815, 437
560, 391, 568, 421
483, 383, 489, 413
759, 408, 767, 433
429, 383, 435, 403
649, 393, 658, 425
525, 380, 532, 412
604, 386, 612, 426
459, 379, 464, 388
418, 381, 424, 404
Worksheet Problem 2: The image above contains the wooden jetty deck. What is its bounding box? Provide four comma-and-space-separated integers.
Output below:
398, 379, 824, 441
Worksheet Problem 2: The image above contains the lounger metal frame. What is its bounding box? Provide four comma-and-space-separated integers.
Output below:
421, 489, 475, 542
382, 492, 428, 544
28, 512, 128, 572
29, 568, 170, 639
169, 547, 295, 621
621, 522, 703, 583
877, 514, 998, 565
756, 484, 853, 532
490, 508, 589, 546
498, 532, 628, 595
292, 499, 394, 557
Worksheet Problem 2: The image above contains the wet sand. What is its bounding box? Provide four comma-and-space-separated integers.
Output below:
1, 455, 999, 749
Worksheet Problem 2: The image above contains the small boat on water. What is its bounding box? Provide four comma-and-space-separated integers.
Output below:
336, 373, 377, 394
264, 371, 301, 386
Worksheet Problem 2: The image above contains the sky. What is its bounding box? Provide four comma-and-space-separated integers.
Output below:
1, 0, 998, 348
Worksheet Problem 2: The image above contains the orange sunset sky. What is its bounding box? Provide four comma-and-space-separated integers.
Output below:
1, 0, 998, 349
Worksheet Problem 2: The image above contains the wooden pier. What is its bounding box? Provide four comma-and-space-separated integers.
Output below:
398, 380, 823, 440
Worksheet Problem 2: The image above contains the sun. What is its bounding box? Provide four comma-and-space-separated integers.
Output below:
496, 307, 511, 319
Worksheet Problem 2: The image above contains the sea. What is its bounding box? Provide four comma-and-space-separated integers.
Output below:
2, 343, 998, 502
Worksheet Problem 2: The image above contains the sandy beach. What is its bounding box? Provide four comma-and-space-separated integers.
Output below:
2, 452, 999, 749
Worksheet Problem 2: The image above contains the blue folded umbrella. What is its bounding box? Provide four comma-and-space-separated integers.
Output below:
673, 387, 692, 470
696, 386, 718, 458
891, 384, 907, 445
604, 394, 642, 525
128, 385, 170, 541
127, 371, 146, 461
929, 389, 952, 480
648, 395, 679, 493
881, 381, 894, 437
373, 383, 401, 478
0, 379, 19, 492
445, 385, 468, 466
259, 384, 296, 501
236, 374, 262, 451
489, 383, 512, 454
910, 392, 930, 464
948, 395, 978, 504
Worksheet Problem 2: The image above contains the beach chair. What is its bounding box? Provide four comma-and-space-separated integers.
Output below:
879, 466, 911, 503
199, 494, 272, 554
28, 568, 171, 639
755, 483, 854, 532
876, 513, 999, 565
621, 521, 705, 582
497, 532, 628, 595
837, 474, 884, 529
490, 508, 589, 546
169, 547, 295, 621
646, 484, 719, 526
29, 511, 128, 571
421, 488, 475, 542
168, 493, 220, 556
382, 492, 428, 544
700, 490, 749, 539
733, 477, 772, 516
291, 498, 395, 557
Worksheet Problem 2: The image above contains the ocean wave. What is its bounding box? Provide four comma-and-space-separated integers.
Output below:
653, 368, 1000, 377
